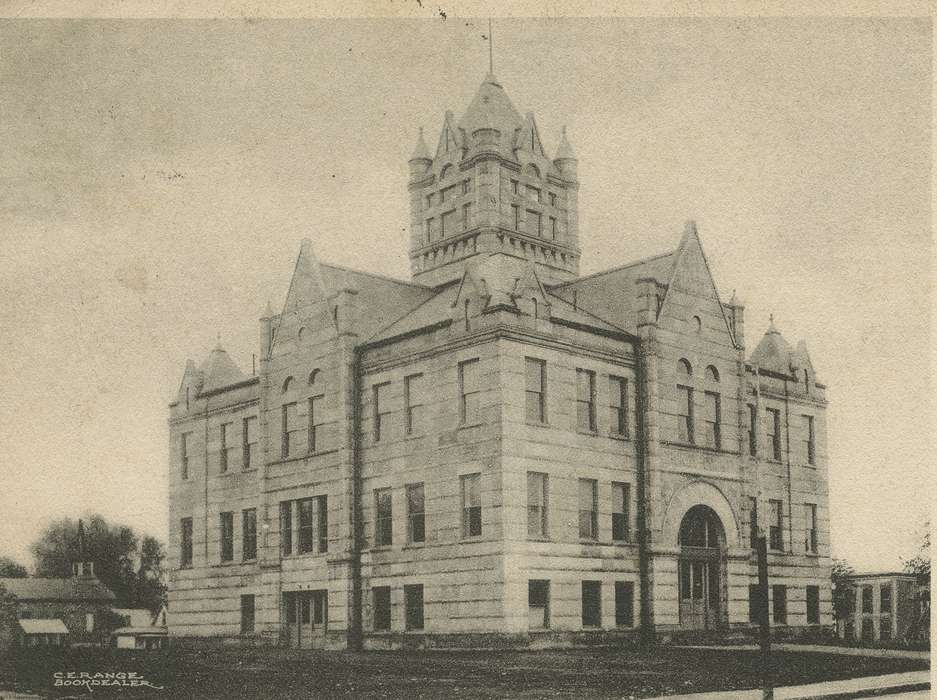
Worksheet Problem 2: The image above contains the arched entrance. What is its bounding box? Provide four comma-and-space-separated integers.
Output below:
678, 505, 726, 630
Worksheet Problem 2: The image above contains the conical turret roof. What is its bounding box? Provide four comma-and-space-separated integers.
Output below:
554, 126, 577, 161
458, 73, 524, 139
200, 342, 247, 393
749, 317, 795, 375
410, 127, 431, 161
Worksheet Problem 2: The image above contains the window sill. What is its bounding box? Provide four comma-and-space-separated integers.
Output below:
370, 545, 394, 552
402, 542, 427, 550
281, 551, 328, 560
526, 420, 550, 429
577, 429, 599, 437
608, 433, 631, 442
460, 536, 484, 543
527, 536, 552, 543
458, 422, 484, 430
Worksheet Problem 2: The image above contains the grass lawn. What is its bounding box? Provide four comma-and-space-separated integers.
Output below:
0, 645, 929, 699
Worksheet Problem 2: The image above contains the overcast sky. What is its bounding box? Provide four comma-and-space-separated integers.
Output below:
0, 17, 930, 572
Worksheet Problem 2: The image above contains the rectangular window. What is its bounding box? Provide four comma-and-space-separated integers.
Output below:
441, 209, 455, 237
219, 423, 233, 473
279, 501, 292, 556
772, 585, 787, 624
308, 395, 323, 453
462, 202, 471, 230
549, 191, 557, 207
425, 217, 434, 242
316, 495, 328, 553
767, 407, 782, 460
462, 473, 482, 537
576, 369, 596, 433
180, 432, 191, 480
806, 585, 820, 625
526, 185, 541, 203
373, 382, 391, 442
805, 503, 818, 553
803, 415, 816, 465
404, 584, 424, 630
527, 209, 542, 237
581, 580, 602, 628
240, 594, 255, 634
373, 586, 391, 631
879, 616, 892, 640
281, 402, 298, 458
298, 498, 315, 554
612, 482, 631, 541
528, 579, 550, 629
578, 478, 598, 540
511, 179, 519, 195
407, 483, 425, 544
525, 358, 546, 424
678, 385, 694, 443
242, 508, 257, 561
180, 517, 193, 568
459, 359, 480, 425
609, 376, 629, 437
747, 404, 757, 457
512, 204, 520, 230
769, 499, 783, 551
404, 373, 423, 435
704, 391, 721, 449
861, 585, 873, 614
549, 216, 557, 240
749, 497, 759, 549
615, 581, 634, 627
375, 488, 393, 546
527, 472, 548, 539
242, 416, 257, 469
880, 583, 892, 613
462, 179, 470, 195
220, 511, 234, 562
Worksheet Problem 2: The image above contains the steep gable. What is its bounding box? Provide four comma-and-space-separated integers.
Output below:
658, 221, 737, 348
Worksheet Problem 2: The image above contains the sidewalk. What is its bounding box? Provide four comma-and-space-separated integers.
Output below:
677, 643, 931, 661
652, 670, 930, 700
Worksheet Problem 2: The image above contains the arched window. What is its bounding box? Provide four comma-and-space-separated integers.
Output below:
692, 315, 702, 333
440, 164, 453, 180
282, 376, 294, 393
677, 359, 693, 377
705, 365, 720, 382
298, 326, 306, 341
679, 505, 724, 548
676, 360, 693, 443
525, 163, 541, 179
532, 297, 538, 321
308, 369, 321, 387
463, 298, 470, 331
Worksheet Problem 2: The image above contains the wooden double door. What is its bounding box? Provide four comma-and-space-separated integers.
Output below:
678, 554, 721, 630
283, 590, 328, 649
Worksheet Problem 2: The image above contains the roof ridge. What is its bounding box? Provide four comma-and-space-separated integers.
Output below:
365, 285, 453, 343
320, 262, 432, 290
545, 290, 630, 334
549, 250, 674, 288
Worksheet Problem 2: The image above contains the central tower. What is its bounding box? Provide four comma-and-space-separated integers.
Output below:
408, 73, 581, 287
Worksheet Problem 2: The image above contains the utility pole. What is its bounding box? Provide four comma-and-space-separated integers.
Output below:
756, 535, 773, 700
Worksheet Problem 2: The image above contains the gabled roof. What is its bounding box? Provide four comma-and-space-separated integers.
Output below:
549, 251, 677, 333
319, 263, 436, 340
0, 577, 116, 602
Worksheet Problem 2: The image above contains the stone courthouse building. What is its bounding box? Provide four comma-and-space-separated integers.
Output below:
168, 71, 832, 648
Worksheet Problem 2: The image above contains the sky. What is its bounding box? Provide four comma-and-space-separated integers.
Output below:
0, 16, 931, 573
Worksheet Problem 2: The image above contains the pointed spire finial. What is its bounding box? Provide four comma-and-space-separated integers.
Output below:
488, 18, 493, 75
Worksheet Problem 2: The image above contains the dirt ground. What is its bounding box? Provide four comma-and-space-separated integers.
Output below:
1, 645, 930, 699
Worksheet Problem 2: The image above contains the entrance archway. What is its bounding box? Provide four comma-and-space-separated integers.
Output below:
678, 505, 726, 630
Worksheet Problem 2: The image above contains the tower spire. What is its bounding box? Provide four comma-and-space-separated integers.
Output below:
488, 18, 493, 75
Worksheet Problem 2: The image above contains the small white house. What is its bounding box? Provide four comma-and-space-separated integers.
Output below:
112, 604, 168, 650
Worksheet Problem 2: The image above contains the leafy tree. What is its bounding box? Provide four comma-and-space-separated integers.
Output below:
830, 558, 855, 622
0, 557, 28, 578
30, 514, 166, 612
901, 519, 930, 586
0, 583, 18, 651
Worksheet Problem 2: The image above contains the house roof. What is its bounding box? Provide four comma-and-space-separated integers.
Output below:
199, 343, 248, 394
548, 251, 677, 333
458, 73, 525, 144
19, 619, 69, 635
113, 626, 168, 636
0, 577, 116, 602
